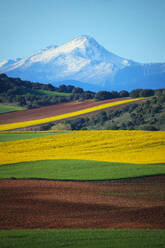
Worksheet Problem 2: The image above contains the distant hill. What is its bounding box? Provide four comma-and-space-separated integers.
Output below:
1, 74, 165, 131
0, 73, 95, 110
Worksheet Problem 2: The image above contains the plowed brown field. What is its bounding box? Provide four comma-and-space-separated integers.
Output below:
0, 97, 136, 125
0, 176, 165, 229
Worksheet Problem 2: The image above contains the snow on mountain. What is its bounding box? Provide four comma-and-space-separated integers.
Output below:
0, 35, 134, 87
0, 35, 164, 90
0, 58, 22, 71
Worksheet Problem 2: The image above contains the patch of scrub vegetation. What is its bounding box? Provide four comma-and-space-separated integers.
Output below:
0, 131, 65, 142
54, 91, 165, 131
0, 104, 26, 114
0, 160, 165, 180
0, 229, 165, 248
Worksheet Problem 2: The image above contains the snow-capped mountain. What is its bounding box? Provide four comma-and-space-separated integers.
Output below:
0, 35, 165, 91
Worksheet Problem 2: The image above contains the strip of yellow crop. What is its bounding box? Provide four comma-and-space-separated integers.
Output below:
0, 98, 143, 131
0, 130, 165, 165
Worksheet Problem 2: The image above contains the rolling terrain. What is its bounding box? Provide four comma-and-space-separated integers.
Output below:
1, 130, 164, 165
0, 129, 165, 247
0, 98, 131, 124
0, 98, 143, 131
0, 75, 165, 248
0, 130, 165, 231
0, 176, 165, 229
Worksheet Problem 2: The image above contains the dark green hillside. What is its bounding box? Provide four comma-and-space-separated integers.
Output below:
51, 90, 165, 131
0, 74, 95, 109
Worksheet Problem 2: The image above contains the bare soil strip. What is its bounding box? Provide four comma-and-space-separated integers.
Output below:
0, 176, 165, 229
0, 98, 134, 124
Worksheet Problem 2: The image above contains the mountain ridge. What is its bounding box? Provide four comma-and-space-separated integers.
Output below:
0, 35, 164, 91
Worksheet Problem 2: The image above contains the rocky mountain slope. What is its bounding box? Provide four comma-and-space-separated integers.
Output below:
0, 35, 165, 91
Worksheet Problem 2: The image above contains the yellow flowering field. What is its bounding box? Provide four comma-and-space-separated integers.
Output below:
0, 130, 165, 165
0, 98, 142, 131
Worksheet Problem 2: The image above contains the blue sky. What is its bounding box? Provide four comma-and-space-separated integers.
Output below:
0, 0, 165, 63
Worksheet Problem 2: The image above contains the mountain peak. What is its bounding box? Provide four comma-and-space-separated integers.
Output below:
72, 35, 96, 43
56, 35, 98, 55
1, 35, 152, 91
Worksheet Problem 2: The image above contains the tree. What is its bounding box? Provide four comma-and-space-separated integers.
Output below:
119, 90, 129, 97
140, 89, 154, 97
97, 111, 108, 124
94, 91, 112, 101
130, 89, 143, 98
66, 85, 75, 93
72, 87, 84, 94
59, 84, 67, 92
111, 91, 119, 98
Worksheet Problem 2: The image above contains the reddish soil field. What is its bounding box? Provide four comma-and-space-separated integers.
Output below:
0, 97, 134, 124
0, 176, 165, 229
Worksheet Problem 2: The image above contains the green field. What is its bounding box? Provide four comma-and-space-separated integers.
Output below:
36, 89, 72, 96
0, 159, 165, 180
0, 229, 165, 248
0, 132, 66, 142
18, 88, 72, 96
0, 104, 26, 114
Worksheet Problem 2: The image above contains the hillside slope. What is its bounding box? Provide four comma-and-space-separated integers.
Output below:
0, 73, 95, 109
59, 93, 165, 131
0, 98, 142, 131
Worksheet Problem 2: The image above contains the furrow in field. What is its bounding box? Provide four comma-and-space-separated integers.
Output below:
0, 177, 165, 229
